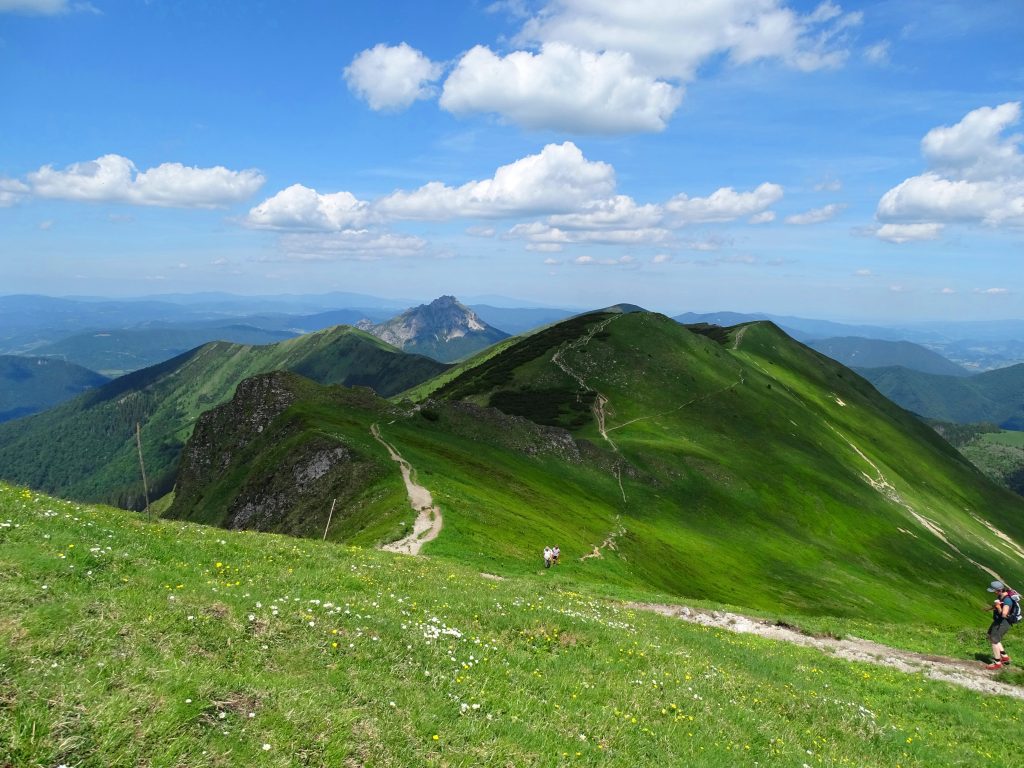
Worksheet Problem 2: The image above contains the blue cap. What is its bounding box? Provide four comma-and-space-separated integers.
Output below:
988, 580, 1005, 592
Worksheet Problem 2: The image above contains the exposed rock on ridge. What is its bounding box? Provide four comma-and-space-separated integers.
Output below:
359, 295, 509, 363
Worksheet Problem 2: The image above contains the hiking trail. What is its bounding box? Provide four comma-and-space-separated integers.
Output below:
580, 516, 626, 561
551, 316, 619, 451
371, 423, 442, 555
628, 601, 1024, 700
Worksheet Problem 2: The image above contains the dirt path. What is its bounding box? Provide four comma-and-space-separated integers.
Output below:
550, 316, 618, 451
371, 424, 442, 555
629, 601, 1024, 700
580, 516, 627, 561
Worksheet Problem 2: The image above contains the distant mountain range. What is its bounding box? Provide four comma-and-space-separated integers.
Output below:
805, 337, 969, 377
3, 294, 1024, 431
0, 327, 447, 508
0, 355, 109, 423
675, 311, 1024, 371
30, 325, 297, 376
858, 364, 1024, 430
3, 292, 1021, 370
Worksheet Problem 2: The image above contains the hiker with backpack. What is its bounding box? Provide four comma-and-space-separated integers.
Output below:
984, 580, 1020, 670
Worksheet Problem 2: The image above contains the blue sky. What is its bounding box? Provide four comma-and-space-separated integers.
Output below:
1, 0, 1021, 320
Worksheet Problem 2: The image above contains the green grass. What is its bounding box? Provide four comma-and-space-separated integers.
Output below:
2, 481, 1023, 767
982, 431, 1024, 448
0, 327, 446, 509
159, 315, 1024, 634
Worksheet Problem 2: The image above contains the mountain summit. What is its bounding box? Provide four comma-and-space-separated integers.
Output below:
168, 310, 1024, 624
359, 296, 509, 363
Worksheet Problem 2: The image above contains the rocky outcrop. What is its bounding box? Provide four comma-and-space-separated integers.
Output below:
225, 442, 354, 531
168, 371, 388, 537
361, 296, 509, 363
177, 371, 299, 481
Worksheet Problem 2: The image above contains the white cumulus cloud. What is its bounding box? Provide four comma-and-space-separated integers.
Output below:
785, 202, 844, 225
876, 102, 1024, 240
247, 184, 373, 230
921, 102, 1023, 181
440, 43, 682, 134
344, 43, 444, 111
349, 1, 861, 133
875, 222, 944, 243
665, 183, 783, 224
508, 220, 672, 248
518, 0, 862, 79
376, 141, 615, 219
0, 0, 74, 14
545, 195, 663, 229
278, 230, 427, 261
0, 178, 29, 207
27, 154, 264, 208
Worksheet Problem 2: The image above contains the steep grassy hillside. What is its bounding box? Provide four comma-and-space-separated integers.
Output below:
808, 337, 968, 376
0, 327, 447, 509
0, 355, 108, 422
170, 312, 1024, 628
948, 428, 1024, 497
860, 363, 1024, 428
3, 482, 1022, 767
168, 372, 411, 545
32, 324, 298, 376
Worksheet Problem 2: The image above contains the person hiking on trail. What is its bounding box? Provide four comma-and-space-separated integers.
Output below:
543, 546, 553, 569
552, 546, 560, 566
985, 580, 1018, 669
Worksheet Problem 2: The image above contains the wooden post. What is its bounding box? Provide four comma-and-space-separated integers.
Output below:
323, 498, 337, 541
136, 422, 152, 520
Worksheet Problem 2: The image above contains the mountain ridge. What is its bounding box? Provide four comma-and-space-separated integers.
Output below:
166, 310, 1024, 625
0, 325, 448, 508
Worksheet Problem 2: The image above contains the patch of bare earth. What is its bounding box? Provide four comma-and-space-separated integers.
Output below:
627, 601, 1024, 700
372, 424, 442, 556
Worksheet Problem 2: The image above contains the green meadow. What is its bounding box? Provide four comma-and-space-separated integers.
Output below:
2, 482, 1022, 768
982, 431, 1024, 448
160, 312, 1024, 633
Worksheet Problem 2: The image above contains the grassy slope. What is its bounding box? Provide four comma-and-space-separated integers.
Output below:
860, 363, 1024, 428
985, 431, 1024, 448
414, 314, 1024, 627
167, 313, 1024, 632
3, 482, 1022, 768
168, 374, 413, 545
34, 325, 298, 376
0, 327, 447, 508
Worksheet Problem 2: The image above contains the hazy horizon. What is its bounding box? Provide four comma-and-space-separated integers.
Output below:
2, 2, 1022, 323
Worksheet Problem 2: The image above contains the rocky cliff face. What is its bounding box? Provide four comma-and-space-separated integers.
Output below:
223, 440, 354, 531
177, 372, 298, 481
361, 296, 509, 362
168, 371, 389, 537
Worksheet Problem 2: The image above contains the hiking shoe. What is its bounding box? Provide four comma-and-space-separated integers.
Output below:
1001, 655, 1011, 666
986, 661, 1004, 670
